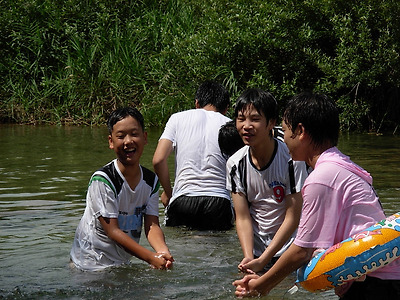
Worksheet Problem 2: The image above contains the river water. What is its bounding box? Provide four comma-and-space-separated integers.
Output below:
0, 125, 399, 299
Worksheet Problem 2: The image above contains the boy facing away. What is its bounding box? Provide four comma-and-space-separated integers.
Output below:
226, 88, 308, 274
70, 107, 173, 271
152, 81, 233, 230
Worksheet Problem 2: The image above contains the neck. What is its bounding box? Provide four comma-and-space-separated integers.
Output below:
117, 160, 140, 177
117, 160, 141, 190
306, 144, 333, 169
200, 104, 218, 112
250, 136, 275, 169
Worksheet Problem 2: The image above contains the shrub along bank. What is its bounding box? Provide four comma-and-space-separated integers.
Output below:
1, 0, 399, 133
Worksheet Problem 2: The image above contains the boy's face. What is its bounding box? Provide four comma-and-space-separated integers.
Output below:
108, 116, 147, 167
236, 104, 275, 148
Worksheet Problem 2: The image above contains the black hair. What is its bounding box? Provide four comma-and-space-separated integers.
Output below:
234, 88, 278, 122
283, 92, 339, 148
195, 80, 230, 113
107, 107, 145, 134
218, 120, 245, 158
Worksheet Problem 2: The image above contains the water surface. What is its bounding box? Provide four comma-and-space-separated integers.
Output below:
0, 125, 399, 299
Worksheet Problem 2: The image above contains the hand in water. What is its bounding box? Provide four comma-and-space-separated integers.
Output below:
239, 257, 265, 274
233, 274, 263, 298
151, 252, 174, 269
238, 257, 255, 274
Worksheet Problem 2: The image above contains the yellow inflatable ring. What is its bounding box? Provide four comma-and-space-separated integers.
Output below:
296, 212, 400, 292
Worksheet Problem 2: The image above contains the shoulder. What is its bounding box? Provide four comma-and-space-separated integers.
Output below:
227, 146, 249, 168
141, 165, 157, 185
88, 160, 124, 197
304, 166, 331, 187
166, 109, 195, 124
140, 165, 160, 195
275, 139, 290, 159
273, 126, 284, 142
172, 109, 197, 118
208, 111, 231, 123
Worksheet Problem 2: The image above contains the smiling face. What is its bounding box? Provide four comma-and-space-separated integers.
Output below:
108, 115, 147, 167
236, 104, 275, 148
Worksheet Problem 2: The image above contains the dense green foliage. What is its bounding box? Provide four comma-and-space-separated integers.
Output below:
1, 0, 399, 132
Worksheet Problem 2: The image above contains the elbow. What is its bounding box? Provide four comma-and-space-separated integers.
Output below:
297, 247, 315, 265
152, 156, 163, 170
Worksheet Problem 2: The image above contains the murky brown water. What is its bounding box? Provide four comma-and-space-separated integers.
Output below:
0, 125, 399, 299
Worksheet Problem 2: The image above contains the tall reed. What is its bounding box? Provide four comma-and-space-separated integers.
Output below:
1, 0, 399, 132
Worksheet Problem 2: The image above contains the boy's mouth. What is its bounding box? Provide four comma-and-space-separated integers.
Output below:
242, 133, 253, 139
124, 148, 137, 155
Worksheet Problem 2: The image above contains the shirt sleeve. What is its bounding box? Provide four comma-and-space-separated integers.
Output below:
293, 160, 309, 192
89, 180, 119, 219
159, 114, 177, 145
294, 182, 341, 249
144, 177, 160, 217
226, 158, 246, 195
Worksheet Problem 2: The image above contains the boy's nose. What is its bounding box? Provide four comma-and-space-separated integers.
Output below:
243, 120, 252, 129
124, 135, 134, 145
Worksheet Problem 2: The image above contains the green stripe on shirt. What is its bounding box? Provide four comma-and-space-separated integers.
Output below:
89, 175, 117, 197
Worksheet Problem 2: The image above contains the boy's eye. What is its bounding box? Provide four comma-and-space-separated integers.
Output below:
130, 131, 139, 137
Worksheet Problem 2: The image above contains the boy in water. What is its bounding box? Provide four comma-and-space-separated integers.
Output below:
153, 81, 233, 230
70, 107, 173, 271
227, 88, 308, 274
233, 92, 400, 298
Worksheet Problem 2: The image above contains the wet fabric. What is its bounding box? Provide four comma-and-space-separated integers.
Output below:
340, 276, 400, 299
165, 195, 234, 230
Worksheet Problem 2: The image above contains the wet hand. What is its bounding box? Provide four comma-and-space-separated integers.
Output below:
160, 192, 170, 207
238, 258, 255, 274
158, 251, 174, 269
240, 258, 265, 274
151, 251, 174, 269
233, 274, 262, 298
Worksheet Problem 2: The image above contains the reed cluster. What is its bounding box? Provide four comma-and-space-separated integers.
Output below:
1, 0, 399, 132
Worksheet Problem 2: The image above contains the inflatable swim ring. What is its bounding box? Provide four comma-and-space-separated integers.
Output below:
296, 212, 400, 292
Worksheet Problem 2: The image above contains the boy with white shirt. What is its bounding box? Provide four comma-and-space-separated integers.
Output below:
71, 107, 173, 271
153, 81, 233, 230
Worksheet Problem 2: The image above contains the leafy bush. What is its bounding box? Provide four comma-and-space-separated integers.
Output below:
1, 0, 399, 132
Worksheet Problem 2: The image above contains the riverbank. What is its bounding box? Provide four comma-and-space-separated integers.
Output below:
1, 1, 400, 132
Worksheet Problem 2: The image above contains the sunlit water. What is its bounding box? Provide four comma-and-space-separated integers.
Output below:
0, 125, 399, 299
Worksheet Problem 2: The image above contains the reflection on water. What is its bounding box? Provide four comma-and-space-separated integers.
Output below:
0, 125, 399, 299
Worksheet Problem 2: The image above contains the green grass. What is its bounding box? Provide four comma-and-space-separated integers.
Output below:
1, 0, 399, 133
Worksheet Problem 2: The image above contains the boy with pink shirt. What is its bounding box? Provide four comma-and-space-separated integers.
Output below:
233, 92, 400, 299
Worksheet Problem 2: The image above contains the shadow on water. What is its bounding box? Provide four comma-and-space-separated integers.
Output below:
0, 125, 399, 299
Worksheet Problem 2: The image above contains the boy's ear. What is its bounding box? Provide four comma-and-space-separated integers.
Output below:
297, 123, 306, 139
195, 99, 201, 109
108, 135, 114, 149
267, 119, 276, 128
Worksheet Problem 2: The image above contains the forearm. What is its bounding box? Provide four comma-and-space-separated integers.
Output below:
254, 244, 314, 295
153, 161, 172, 199
257, 192, 303, 265
146, 223, 170, 253
108, 226, 156, 263
257, 214, 299, 265
236, 217, 255, 259
152, 139, 173, 199
232, 192, 254, 259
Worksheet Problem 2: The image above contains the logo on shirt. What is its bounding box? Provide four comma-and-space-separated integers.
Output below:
268, 181, 285, 203
118, 205, 147, 239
